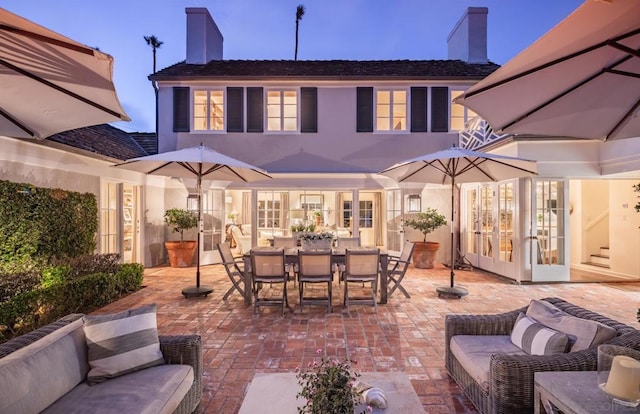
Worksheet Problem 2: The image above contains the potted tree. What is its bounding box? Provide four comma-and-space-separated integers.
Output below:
404, 207, 447, 269
164, 208, 198, 268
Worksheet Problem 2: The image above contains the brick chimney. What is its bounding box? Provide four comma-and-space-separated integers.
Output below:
186, 8, 223, 64
447, 7, 488, 63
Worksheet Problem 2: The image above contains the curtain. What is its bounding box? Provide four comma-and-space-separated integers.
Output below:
336, 192, 344, 228
280, 192, 289, 231
374, 192, 383, 246
241, 192, 250, 225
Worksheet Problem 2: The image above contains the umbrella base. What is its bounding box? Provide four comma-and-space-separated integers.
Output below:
436, 286, 468, 299
182, 285, 214, 298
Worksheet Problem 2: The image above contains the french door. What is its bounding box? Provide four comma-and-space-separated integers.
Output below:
200, 189, 224, 265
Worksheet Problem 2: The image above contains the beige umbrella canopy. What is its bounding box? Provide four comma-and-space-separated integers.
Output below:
0, 7, 129, 139
115, 144, 272, 298
455, 0, 640, 141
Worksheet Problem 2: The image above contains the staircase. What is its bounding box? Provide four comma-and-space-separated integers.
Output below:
584, 247, 610, 269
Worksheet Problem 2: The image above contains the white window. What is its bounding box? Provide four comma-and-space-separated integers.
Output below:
100, 182, 118, 254
451, 90, 477, 131
193, 90, 225, 131
267, 90, 298, 132
376, 89, 407, 131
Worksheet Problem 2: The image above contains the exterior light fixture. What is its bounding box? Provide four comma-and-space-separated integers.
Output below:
408, 194, 421, 212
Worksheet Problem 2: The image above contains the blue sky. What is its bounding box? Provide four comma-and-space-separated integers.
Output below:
4, 0, 583, 133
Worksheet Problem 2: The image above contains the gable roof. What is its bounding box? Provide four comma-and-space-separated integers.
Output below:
129, 132, 158, 155
150, 59, 500, 81
48, 124, 149, 161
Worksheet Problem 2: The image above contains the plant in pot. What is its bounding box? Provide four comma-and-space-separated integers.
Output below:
164, 208, 198, 268
404, 207, 447, 269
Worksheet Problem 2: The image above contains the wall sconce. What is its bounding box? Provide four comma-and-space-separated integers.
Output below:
408, 194, 421, 212
187, 194, 199, 213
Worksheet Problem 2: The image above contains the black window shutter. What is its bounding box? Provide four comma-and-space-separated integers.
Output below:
356, 87, 373, 132
431, 87, 449, 132
410, 87, 428, 132
300, 87, 318, 133
246, 87, 264, 133
173, 87, 190, 132
227, 87, 244, 132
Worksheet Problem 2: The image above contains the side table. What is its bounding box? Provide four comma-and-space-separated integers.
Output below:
534, 371, 639, 414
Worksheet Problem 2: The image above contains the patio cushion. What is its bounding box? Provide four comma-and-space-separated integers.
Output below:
0, 318, 88, 414
510, 313, 569, 355
41, 364, 194, 414
450, 335, 525, 391
526, 299, 617, 351
83, 304, 164, 384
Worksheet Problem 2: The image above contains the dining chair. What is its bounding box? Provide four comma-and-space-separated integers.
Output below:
342, 248, 379, 312
250, 248, 290, 315
335, 237, 361, 284
297, 249, 334, 313
272, 236, 297, 285
387, 241, 414, 299
216, 242, 246, 300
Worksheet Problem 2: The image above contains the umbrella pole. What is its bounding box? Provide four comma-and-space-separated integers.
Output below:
436, 180, 468, 299
182, 172, 213, 298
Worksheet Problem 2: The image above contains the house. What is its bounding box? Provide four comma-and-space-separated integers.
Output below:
149, 7, 500, 266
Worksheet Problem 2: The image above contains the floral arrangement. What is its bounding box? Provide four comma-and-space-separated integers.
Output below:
296, 349, 365, 414
291, 223, 316, 233
298, 231, 334, 242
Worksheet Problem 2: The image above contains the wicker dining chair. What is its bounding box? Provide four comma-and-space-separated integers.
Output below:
297, 249, 334, 313
250, 248, 290, 315
342, 248, 379, 312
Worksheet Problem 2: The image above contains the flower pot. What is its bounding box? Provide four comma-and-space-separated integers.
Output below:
165, 241, 197, 268
412, 241, 440, 269
301, 239, 332, 250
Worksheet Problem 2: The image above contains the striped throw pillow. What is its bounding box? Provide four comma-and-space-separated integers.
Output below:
83, 304, 164, 384
510, 313, 570, 355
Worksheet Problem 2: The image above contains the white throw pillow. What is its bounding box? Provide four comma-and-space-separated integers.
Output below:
511, 313, 569, 355
83, 304, 164, 384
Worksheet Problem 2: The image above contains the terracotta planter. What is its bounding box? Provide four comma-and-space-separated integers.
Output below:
165, 241, 197, 268
412, 241, 440, 269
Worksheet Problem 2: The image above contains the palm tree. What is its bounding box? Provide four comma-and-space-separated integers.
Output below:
295, 5, 305, 61
144, 35, 164, 90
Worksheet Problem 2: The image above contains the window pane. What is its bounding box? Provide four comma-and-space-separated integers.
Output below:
283, 104, 297, 117
377, 91, 390, 104
267, 91, 281, 104
268, 118, 281, 131
393, 90, 406, 104
283, 118, 297, 131
451, 118, 465, 131
283, 91, 297, 103
194, 91, 208, 131
377, 118, 389, 131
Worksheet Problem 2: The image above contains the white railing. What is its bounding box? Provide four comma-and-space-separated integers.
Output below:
458, 116, 509, 150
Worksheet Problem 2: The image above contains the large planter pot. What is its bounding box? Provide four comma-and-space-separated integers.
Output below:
165, 241, 197, 268
412, 241, 440, 269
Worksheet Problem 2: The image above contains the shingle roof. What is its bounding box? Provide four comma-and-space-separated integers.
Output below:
150, 59, 500, 81
49, 124, 149, 161
129, 132, 157, 155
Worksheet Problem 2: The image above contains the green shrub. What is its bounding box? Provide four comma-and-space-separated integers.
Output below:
40, 265, 71, 289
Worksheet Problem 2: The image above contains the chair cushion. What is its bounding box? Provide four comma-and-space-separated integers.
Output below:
83, 304, 165, 385
510, 313, 569, 355
526, 300, 617, 351
450, 335, 526, 391
0, 319, 88, 414
41, 364, 194, 414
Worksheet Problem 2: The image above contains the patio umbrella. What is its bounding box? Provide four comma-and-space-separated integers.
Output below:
380, 146, 537, 299
454, 0, 640, 141
0, 7, 129, 139
115, 144, 272, 298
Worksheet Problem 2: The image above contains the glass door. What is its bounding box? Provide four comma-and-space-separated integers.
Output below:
463, 186, 480, 267
532, 180, 569, 281
494, 182, 516, 275
121, 184, 140, 263
478, 184, 494, 269
385, 189, 402, 253
200, 189, 224, 264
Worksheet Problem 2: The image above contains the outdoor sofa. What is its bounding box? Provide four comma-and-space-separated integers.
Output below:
445, 297, 640, 414
0, 308, 202, 414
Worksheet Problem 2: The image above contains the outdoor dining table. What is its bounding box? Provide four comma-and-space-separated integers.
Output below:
242, 247, 390, 307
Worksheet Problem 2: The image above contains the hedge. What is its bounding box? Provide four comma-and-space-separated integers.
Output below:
0, 263, 144, 343
0, 180, 98, 268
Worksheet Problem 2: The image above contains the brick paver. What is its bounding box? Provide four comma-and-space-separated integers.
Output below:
95, 263, 639, 413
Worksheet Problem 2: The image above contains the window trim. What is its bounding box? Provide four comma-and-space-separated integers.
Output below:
374, 88, 410, 133
191, 88, 227, 133
265, 88, 300, 133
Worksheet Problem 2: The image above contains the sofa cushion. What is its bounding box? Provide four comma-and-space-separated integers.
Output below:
83, 304, 164, 384
510, 313, 569, 355
0, 318, 88, 414
527, 299, 617, 351
450, 335, 526, 391
41, 364, 194, 414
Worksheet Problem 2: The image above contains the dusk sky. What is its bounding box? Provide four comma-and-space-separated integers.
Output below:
4, 0, 584, 133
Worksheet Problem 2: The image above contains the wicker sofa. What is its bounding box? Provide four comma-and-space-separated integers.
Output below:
0, 313, 202, 414
445, 297, 640, 414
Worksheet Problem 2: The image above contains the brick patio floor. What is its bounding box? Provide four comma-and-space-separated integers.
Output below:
94, 264, 639, 414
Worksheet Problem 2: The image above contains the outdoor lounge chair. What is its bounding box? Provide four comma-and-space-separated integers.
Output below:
216, 242, 245, 300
